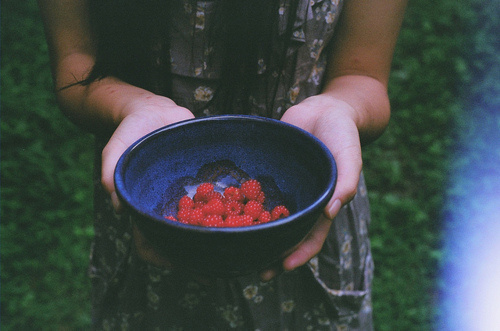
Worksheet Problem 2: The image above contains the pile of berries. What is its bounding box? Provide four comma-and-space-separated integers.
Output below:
165, 179, 290, 227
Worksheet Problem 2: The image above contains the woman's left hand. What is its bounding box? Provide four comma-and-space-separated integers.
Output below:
260, 94, 363, 281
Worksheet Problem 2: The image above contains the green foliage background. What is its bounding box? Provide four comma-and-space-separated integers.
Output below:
1, 0, 498, 330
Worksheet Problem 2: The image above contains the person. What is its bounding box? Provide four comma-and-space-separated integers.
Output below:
39, 0, 406, 329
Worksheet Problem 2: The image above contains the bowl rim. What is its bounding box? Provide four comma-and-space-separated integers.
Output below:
114, 114, 337, 233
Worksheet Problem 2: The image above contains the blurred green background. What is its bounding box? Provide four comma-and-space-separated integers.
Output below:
1, 0, 499, 330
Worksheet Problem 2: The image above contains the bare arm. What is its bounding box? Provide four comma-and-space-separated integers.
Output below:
38, 0, 191, 135
273, 0, 408, 278
322, 0, 408, 142
38, 0, 193, 201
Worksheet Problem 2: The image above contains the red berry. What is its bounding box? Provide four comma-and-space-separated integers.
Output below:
195, 183, 214, 201
193, 192, 205, 203
177, 208, 192, 224
241, 179, 262, 201
243, 200, 264, 221
202, 214, 224, 227
225, 215, 253, 227
256, 191, 266, 204
224, 215, 238, 227
206, 190, 223, 202
174, 178, 291, 228
189, 208, 205, 225
240, 215, 254, 226
271, 205, 290, 221
164, 215, 177, 222
178, 195, 194, 210
197, 182, 214, 195
225, 200, 243, 217
202, 198, 225, 216
194, 200, 205, 209
257, 211, 271, 224
239, 215, 254, 226
223, 186, 244, 202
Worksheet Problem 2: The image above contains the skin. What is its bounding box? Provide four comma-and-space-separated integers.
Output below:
38, 0, 407, 281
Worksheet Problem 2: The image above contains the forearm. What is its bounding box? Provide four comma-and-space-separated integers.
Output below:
320, 74, 391, 145
54, 53, 168, 135
314, 0, 406, 144
38, 0, 180, 135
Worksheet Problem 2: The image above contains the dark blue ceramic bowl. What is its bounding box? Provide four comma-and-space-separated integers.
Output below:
115, 115, 336, 277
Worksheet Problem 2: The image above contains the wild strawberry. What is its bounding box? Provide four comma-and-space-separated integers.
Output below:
243, 200, 264, 221
225, 199, 243, 217
197, 182, 214, 195
206, 190, 223, 202
178, 195, 194, 210
256, 191, 266, 204
241, 179, 262, 201
173, 178, 292, 227
241, 215, 254, 226
224, 215, 236, 227
223, 186, 244, 202
193, 192, 205, 203
195, 183, 214, 202
202, 198, 225, 216
194, 200, 205, 209
189, 208, 205, 225
202, 214, 224, 227
257, 211, 271, 224
177, 208, 192, 224
271, 205, 290, 221
225, 215, 253, 227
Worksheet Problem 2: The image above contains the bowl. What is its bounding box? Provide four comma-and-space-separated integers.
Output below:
114, 115, 336, 277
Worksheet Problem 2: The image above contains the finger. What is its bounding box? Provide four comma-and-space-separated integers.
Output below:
282, 214, 333, 271
110, 191, 123, 213
259, 245, 298, 282
314, 116, 362, 218
324, 199, 341, 220
324, 142, 362, 218
259, 264, 282, 282
133, 225, 173, 268
101, 133, 130, 212
133, 225, 218, 285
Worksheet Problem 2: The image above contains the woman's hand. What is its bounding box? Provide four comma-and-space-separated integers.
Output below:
100, 95, 194, 211
260, 93, 363, 281
100, 94, 194, 268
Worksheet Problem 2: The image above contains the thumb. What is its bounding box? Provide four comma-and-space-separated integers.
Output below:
101, 135, 129, 213
323, 143, 362, 219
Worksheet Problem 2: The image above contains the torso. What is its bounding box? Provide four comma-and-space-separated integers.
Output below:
90, 1, 375, 329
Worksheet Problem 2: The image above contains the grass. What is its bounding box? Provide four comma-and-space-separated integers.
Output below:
2, 0, 498, 330
1, 1, 94, 329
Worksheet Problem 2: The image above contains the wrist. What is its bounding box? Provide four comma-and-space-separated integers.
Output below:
73, 77, 182, 134
56, 74, 153, 134
321, 75, 391, 144
83, 78, 157, 127
313, 93, 361, 127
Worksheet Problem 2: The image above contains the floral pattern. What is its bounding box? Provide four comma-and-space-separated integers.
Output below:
90, 0, 374, 330
193, 86, 214, 102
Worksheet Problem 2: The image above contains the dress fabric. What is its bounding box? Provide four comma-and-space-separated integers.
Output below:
89, 0, 374, 329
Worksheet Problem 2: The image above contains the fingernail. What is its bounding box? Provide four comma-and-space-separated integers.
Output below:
260, 269, 277, 282
111, 191, 123, 213
327, 199, 341, 219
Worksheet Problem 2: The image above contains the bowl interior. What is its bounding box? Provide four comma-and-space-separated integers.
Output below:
116, 115, 336, 229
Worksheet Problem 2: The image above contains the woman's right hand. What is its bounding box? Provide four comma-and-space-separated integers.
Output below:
100, 94, 194, 212
100, 94, 194, 268
38, 0, 196, 269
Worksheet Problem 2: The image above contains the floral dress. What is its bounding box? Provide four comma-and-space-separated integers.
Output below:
90, 0, 374, 329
